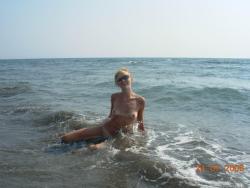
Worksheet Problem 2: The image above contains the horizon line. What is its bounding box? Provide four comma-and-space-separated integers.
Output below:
1, 56, 250, 61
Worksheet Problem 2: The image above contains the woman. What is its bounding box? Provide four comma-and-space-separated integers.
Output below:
61, 68, 145, 145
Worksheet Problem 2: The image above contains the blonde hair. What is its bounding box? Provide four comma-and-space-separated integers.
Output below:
114, 67, 133, 84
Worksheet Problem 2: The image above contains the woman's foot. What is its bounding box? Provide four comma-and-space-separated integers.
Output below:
88, 142, 106, 151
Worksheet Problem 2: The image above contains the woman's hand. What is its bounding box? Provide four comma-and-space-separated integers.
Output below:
138, 121, 145, 131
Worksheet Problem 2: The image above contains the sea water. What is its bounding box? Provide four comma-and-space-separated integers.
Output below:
0, 58, 249, 187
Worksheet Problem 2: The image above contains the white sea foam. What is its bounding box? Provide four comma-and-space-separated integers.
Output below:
145, 128, 158, 147
151, 123, 244, 187
173, 133, 194, 145
155, 144, 235, 187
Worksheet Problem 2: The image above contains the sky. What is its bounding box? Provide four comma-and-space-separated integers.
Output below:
0, 0, 250, 59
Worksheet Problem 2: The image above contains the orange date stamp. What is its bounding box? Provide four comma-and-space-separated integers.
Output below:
196, 163, 245, 173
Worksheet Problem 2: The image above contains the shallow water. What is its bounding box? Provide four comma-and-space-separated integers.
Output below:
0, 58, 249, 187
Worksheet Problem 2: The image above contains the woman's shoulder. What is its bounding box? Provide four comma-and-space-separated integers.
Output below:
111, 92, 120, 99
134, 94, 145, 106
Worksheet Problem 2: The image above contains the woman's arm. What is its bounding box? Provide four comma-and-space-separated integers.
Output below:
108, 94, 115, 118
137, 97, 145, 131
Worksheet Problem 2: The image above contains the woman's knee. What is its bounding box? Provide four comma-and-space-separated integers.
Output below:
61, 128, 86, 143
61, 134, 74, 143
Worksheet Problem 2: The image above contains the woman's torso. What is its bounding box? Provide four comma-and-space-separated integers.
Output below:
104, 93, 141, 134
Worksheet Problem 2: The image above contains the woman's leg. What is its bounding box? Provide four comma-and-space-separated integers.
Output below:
61, 116, 121, 143
61, 126, 103, 143
88, 142, 107, 150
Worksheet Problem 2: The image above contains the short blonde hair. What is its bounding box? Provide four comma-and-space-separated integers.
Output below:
114, 67, 133, 84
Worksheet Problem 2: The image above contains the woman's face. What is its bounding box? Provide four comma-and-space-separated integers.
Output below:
116, 72, 132, 88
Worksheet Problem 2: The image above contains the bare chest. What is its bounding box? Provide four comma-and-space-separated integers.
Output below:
113, 98, 139, 116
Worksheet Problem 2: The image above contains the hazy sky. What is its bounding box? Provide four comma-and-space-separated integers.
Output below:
0, 0, 250, 59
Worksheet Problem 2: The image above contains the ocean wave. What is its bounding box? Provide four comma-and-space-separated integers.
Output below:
114, 151, 200, 187
33, 111, 74, 127
140, 123, 242, 187
143, 85, 248, 105
33, 111, 101, 134
44, 111, 75, 123
192, 87, 247, 100
176, 140, 209, 148
0, 82, 31, 97
12, 105, 50, 114
156, 143, 232, 187
153, 95, 192, 104
94, 81, 114, 87
178, 76, 250, 91
128, 61, 144, 65
138, 85, 166, 97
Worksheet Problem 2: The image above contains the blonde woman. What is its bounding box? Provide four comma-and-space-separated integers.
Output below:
61, 68, 145, 145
